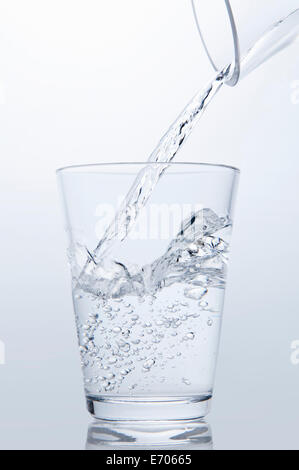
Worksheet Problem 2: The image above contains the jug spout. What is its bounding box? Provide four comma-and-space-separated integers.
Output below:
192, 0, 299, 86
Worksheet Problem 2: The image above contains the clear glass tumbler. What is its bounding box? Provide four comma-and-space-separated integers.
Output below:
57, 162, 239, 420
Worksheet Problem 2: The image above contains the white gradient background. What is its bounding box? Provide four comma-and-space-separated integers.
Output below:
0, 0, 299, 449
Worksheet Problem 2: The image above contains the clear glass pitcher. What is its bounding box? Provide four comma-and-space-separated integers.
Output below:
192, 0, 299, 85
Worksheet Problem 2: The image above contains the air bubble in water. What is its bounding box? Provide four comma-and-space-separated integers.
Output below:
129, 384, 137, 390
112, 326, 121, 334
106, 373, 115, 380
142, 358, 155, 371
103, 306, 112, 313
184, 287, 207, 300
119, 341, 131, 353
108, 357, 117, 364
185, 332, 195, 340
131, 339, 140, 345
122, 329, 131, 339
182, 378, 191, 385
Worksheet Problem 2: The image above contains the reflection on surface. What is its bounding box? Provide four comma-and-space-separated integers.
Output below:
86, 419, 213, 450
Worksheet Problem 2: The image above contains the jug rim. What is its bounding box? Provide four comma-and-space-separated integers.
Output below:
191, 0, 241, 86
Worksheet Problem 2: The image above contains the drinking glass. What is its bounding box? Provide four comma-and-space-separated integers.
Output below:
57, 162, 239, 420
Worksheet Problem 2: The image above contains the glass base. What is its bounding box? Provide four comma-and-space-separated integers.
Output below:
86, 395, 212, 421
86, 418, 213, 449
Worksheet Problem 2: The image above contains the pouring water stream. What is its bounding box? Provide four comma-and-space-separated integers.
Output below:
79, 9, 299, 283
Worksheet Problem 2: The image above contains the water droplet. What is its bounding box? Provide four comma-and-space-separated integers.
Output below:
207, 318, 213, 326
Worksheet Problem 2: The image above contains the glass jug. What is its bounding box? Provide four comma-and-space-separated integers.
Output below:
192, 0, 299, 85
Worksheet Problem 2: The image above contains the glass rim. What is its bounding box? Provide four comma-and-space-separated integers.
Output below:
56, 161, 240, 175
